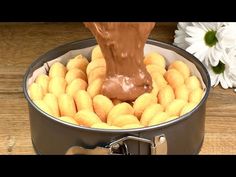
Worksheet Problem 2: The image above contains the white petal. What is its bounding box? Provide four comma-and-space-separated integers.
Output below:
186, 42, 206, 54
173, 42, 189, 49
207, 50, 217, 66
202, 22, 222, 31
186, 26, 205, 38
192, 22, 208, 31
228, 63, 236, 84
217, 25, 236, 48
175, 30, 186, 36
178, 22, 191, 30
193, 47, 208, 62
207, 66, 219, 87
185, 36, 204, 44
219, 50, 229, 64
209, 47, 223, 66
205, 57, 210, 66
223, 72, 233, 88
214, 76, 220, 87
219, 75, 229, 89
174, 35, 186, 43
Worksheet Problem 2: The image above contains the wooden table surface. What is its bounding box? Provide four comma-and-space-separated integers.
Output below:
0, 22, 235, 155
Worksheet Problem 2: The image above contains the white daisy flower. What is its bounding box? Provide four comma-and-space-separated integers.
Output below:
226, 48, 236, 87
173, 22, 236, 90
185, 22, 225, 67
216, 23, 236, 49
173, 22, 191, 49
207, 48, 236, 89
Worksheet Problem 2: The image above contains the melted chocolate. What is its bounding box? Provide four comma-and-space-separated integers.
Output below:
84, 22, 155, 101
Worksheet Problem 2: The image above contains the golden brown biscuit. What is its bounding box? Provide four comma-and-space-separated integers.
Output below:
168, 60, 190, 79
28, 83, 44, 101
165, 99, 187, 116
150, 80, 160, 97
58, 94, 77, 117
49, 62, 67, 78
43, 93, 60, 117
185, 76, 202, 91
66, 54, 89, 73
180, 102, 197, 116
151, 72, 168, 89
88, 67, 106, 84
58, 116, 78, 125
91, 45, 104, 60
107, 102, 134, 125
146, 64, 166, 75
148, 112, 170, 126
111, 114, 140, 127
158, 85, 175, 108
144, 52, 166, 68
65, 68, 87, 84
133, 93, 157, 118
87, 78, 103, 98
164, 69, 184, 89
74, 90, 93, 111
165, 115, 179, 122
86, 59, 106, 76
174, 84, 189, 102
140, 104, 164, 126
188, 87, 204, 103
74, 110, 102, 127
35, 74, 50, 94
33, 100, 53, 116
93, 94, 114, 122
66, 78, 88, 97
48, 77, 67, 97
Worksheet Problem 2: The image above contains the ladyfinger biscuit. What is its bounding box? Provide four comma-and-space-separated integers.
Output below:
144, 52, 166, 68
168, 60, 190, 79
48, 77, 67, 97
164, 69, 184, 89
66, 54, 89, 73
43, 93, 60, 117
28, 83, 44, 101
74, 110, 102, 127
58, 94, 77, 117
185, 76, 202, 91
33, 100, 54, 116
66, 78, 88, 97
65, 68, 87, 84
133, 93, 157, 118
74, 90, 93, 111
148, 112, 170, 126
188, 87, 204, 103
107, 102, 134, 125
140, 104, 164, 126
35, 74, 50, 94
49, 62, 67, 78
158, 85, 175, 108
91, 45, 104, 61
174, 84, 189, 102
86, 59, 106, 76
58, 116, 78, 125
93, 94, 114, 122
165, 99, 187, 116
111, 114, 140, 127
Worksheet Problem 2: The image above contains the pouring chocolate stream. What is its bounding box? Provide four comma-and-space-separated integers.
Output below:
84, 22, 155, 101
